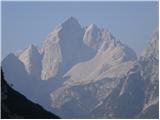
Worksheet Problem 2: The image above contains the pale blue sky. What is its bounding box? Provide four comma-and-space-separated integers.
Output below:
2, 1, 158, 59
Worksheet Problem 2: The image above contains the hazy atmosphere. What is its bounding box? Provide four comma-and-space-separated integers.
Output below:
1, 1, 159, 119
2, 1, 158, 59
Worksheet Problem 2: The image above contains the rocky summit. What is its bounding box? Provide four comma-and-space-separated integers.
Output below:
2, 17, 159, 119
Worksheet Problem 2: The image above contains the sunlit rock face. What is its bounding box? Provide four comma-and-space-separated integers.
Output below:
2, 17, 158, 119
139, 29, 159, 117
89, 29, 159, 119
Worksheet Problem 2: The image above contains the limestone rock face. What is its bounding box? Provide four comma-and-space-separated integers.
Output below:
2, 17, 158, 119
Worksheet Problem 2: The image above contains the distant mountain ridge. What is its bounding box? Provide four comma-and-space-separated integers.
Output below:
2, 17, 158, 119
8, 17, 136, 82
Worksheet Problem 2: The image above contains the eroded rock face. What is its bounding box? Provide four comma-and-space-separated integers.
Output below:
139, 29, 159, 116
41, 17, 96, 80
11, 17, 136, 82
89, 29, 159, 119
2, 17, 158, 119
18, 44, 42, 80
90, 64, 145, 118
48, 18, 137, 118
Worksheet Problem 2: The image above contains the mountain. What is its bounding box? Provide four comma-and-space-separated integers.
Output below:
138, 29, 159, 118
90, 29, 159, 119
41, 17, 96, 80
48, 18, 137, 118
2, 53, 31, 96
18, 44, 42, 80
1, 52, 45, 103
90, 63, 145, 118
2, 17, 158, 119
1, 69, 60, 119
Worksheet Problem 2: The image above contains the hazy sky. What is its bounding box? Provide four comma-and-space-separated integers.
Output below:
2, 1, 158, 59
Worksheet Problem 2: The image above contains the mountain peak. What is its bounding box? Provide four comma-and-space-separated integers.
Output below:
3, 53, 18, 62
88, 24, 98, 29
86, 23, 99, 33
64, 16, 78, 22
68, 16, 77, 21
28, 44, 37, 50
141, 28, 159, 59
61, 16, 81, 28
27, 44, 40, 55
